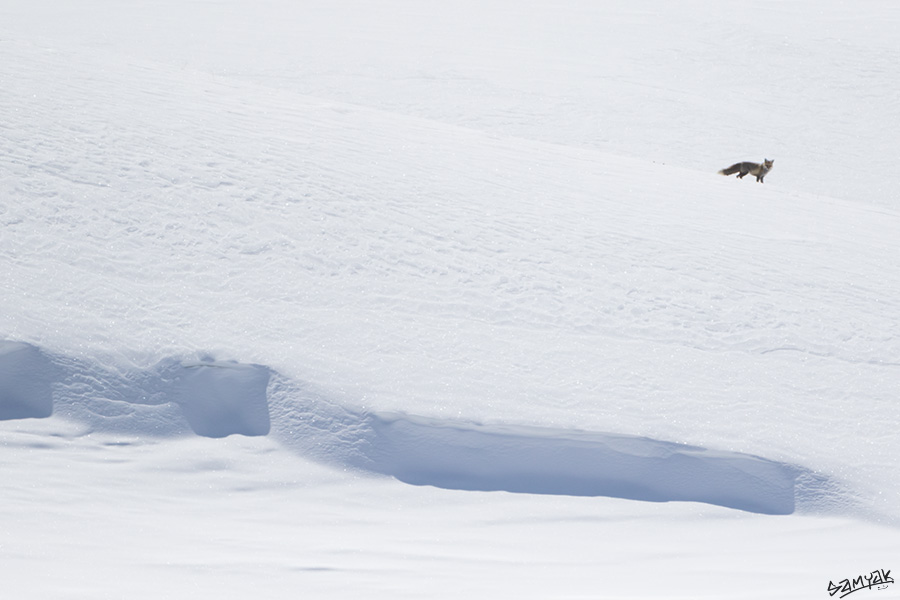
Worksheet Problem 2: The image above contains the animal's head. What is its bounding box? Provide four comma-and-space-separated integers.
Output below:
763, 159, 774, 169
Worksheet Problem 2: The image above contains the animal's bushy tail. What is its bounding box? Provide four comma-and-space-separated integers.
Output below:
718, 163, 741, 176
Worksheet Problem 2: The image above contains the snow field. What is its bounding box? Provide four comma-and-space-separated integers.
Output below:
3, 38, 898, 519
2, 1, 900, 597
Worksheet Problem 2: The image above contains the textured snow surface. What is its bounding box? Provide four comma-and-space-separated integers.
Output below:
1, 343, 831, 515
2, 0, 900, 597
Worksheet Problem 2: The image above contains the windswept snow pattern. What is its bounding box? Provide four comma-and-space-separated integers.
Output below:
0, 0, 900, 600
0, 342, 270, 439
2, 6, 900, 597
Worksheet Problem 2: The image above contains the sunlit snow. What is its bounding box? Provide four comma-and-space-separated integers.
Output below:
2, 1, 899, 598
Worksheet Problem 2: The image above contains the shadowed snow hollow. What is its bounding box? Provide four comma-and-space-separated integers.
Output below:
173, 360, 271, 438
0, 341, 55, 420
361, 413, 798, 515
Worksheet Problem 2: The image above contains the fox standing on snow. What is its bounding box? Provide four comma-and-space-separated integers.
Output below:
718, 159, 774, 183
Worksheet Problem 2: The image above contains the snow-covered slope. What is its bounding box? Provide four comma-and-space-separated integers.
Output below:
2, 1, 899, 597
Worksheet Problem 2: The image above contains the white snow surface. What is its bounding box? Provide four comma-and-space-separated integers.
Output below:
2, 1, 900, 598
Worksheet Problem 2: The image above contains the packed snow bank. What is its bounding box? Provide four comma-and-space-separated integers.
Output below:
0, 341, 55, 420
3, 342, 837, 515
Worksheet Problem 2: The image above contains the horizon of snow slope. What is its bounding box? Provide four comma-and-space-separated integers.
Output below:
2, 1, 900, 598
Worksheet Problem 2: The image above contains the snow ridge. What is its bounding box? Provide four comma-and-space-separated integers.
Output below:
1, 340, 837, 516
